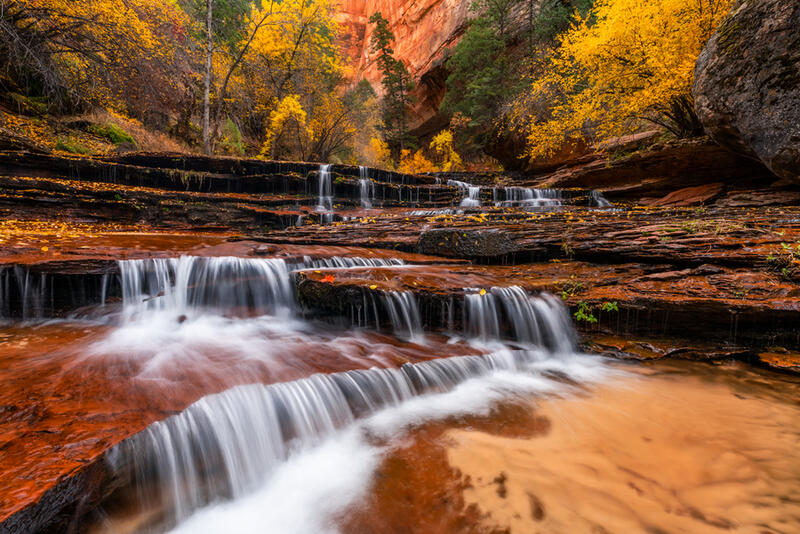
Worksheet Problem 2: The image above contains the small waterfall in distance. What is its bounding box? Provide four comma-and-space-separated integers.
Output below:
590, 190, 612, 208
359, 166, 375, 208
447, 179, 481, 207
316, 164, 333, 224
494, 187, 563, 208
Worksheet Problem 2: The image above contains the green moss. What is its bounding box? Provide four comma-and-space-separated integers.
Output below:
55, 137, 92, 155
218, 118, 245, 156
88, 123, 136, 145
8, 92, 48, 116
717, 18, 741, 55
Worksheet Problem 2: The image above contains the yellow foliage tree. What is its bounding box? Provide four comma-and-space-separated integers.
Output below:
228, 0, 346, 159
525, 0, 734, 158
397, 149, 437, 174
259, 95, 308, 158
430, 130, 463, 172
18, 0, 191, 112
365, 138, 393, 169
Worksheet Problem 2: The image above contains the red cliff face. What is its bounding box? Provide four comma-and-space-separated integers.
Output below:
337, 0, 473, 137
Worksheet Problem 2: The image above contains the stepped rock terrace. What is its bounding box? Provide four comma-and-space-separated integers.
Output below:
0, 150, 799, 533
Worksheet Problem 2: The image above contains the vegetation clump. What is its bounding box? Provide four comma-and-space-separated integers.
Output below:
88, 123, 136, 146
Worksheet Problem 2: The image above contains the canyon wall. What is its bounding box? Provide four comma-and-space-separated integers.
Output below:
336, 0, 473, 138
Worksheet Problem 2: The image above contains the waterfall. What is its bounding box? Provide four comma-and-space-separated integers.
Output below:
590, 190, 612, 208
294, 257, 404, 270
107, 347, 595, 528
0, 266, 46, 319
0, 265, 113, 320
358, 166, 375, 208
118, 256, 415, 321
464, 287, 575, 352
119, 257, 298, 320
494, 187, 563, 207
447, 179, 481, 207
381, 291, 423, 341
317, 164, 332, 211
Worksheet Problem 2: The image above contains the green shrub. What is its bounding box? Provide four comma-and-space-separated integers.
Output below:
55, 137, 92, 154
89, 123, 136, 145
218, 117, 245, 156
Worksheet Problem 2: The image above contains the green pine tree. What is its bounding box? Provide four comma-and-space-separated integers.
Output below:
369, 12, 415, 160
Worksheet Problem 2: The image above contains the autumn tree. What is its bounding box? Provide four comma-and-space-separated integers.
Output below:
238, 0, 356, 161
524, 0, 734, 158
430, 130, 463, 172
0, 0, 192, 117
369, 12, 414, 160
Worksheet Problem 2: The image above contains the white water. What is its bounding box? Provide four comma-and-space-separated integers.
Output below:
494, 187, 563, 208
118, 256, 297, 321
447, 179, 481, 207
464, 287, 574, 352
590, 189, 612, 208
316, 164, 334, 224
109, 347, 611, 533
381, 290, 423, 341
165, 353, 611, 534
317, 164, 333, 211
405, 208, 460, 216
91, 257, 610, 533
358, 166, 375, 208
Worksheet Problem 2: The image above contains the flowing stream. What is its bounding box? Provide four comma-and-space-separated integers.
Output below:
2, 252, 798, 534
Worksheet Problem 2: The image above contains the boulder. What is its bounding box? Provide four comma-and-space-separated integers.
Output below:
417, 228, 518, 259
693, 0, 800, 182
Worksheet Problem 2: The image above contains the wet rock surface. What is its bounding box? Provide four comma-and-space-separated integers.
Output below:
2, 149, 800, 532
417, 228, 519, 259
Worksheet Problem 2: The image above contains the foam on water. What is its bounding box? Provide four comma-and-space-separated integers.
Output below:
464, 287, 575, 352
108, 349, 612, 534
447, 179, 481, 207
358, 166, 375, 208
493, 187, 563, 208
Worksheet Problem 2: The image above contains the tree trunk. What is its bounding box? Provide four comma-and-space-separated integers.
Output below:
202, 0, 214, 155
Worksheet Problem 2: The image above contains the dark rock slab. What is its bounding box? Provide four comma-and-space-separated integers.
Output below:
417, 228, 519, 259
693, 0, 800, 182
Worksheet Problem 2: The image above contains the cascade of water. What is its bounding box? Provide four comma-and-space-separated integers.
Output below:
295, 257, 405, 270
119, 255, 411, 321
494, 187, 563, 207
590, 190, 612, 208
358, 166, 375, 208
317, 164, 332, 211
464, 287, 575, 352
107, 347, 585, 527
118, 256, 297, 320
381, 291, 423, 341
0, 266, 110, 320
406, 208, 460, 216
447, 179, 481, 207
